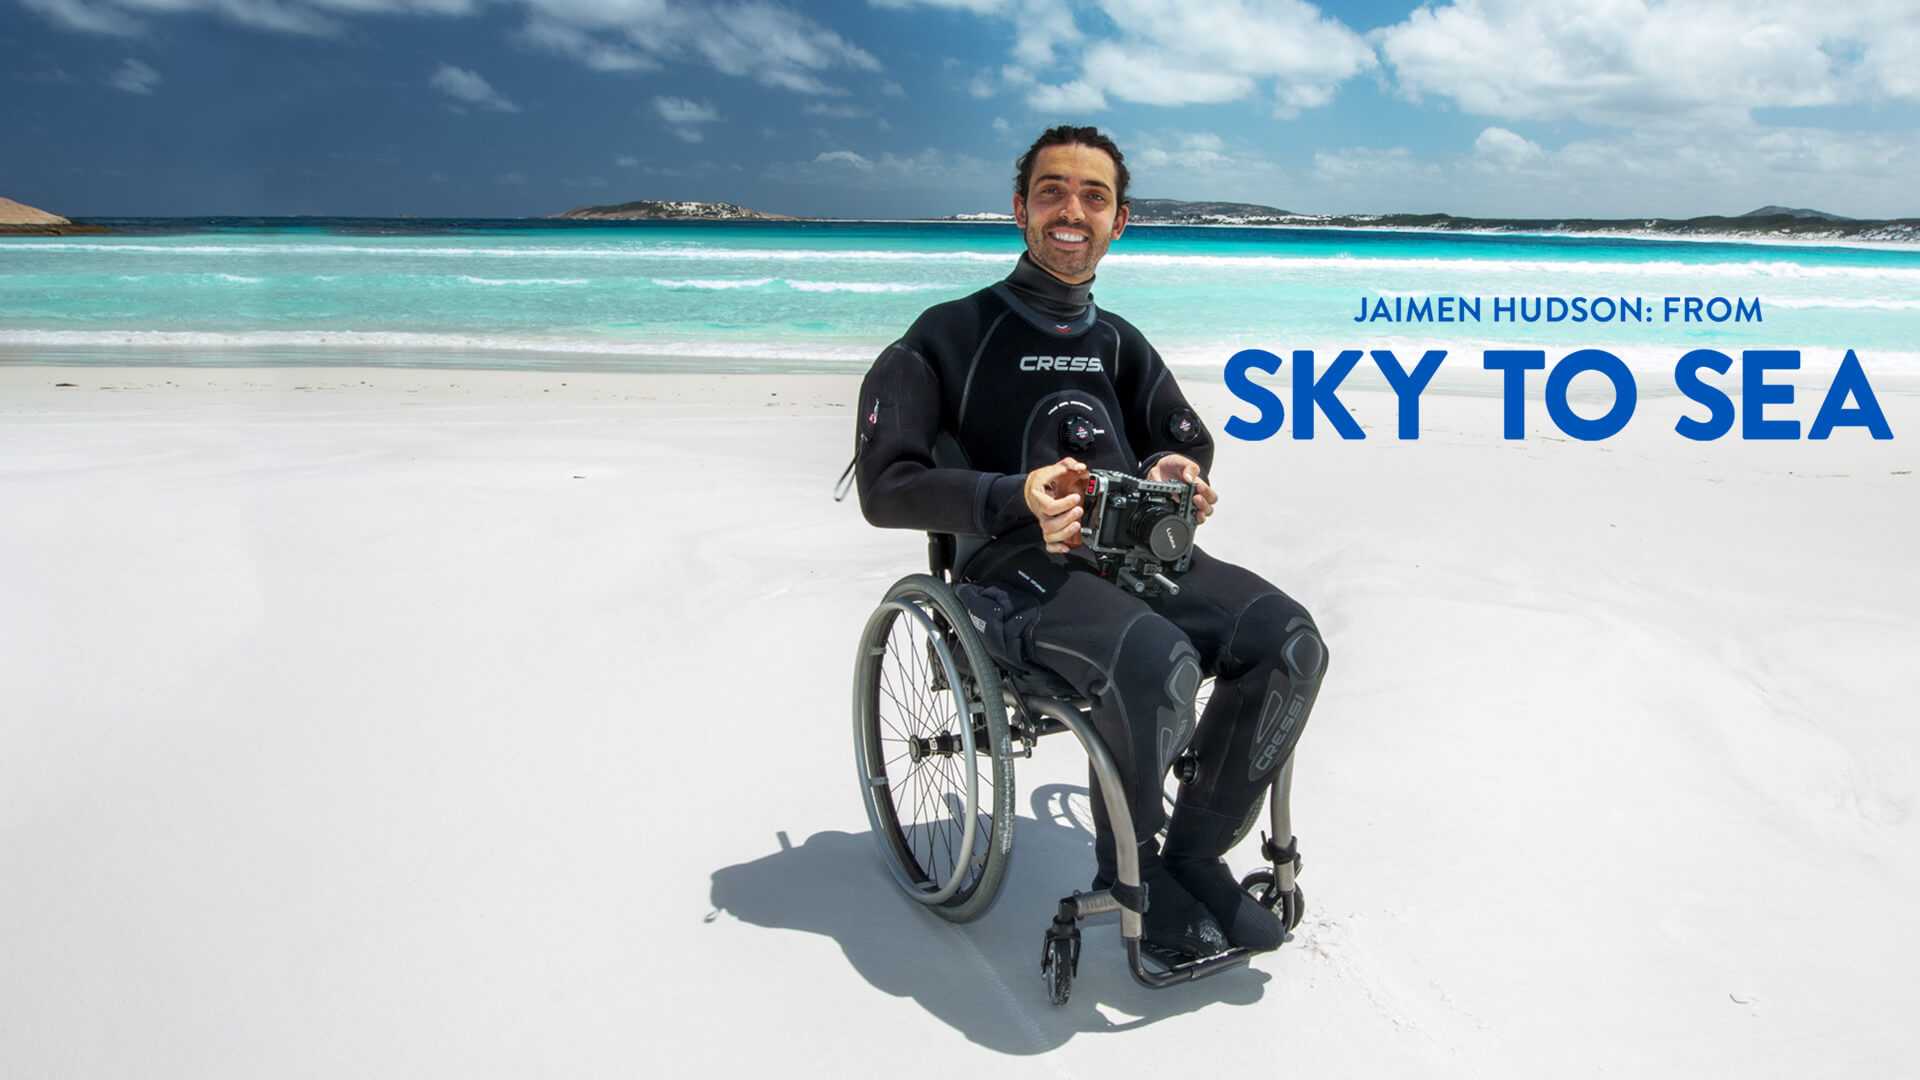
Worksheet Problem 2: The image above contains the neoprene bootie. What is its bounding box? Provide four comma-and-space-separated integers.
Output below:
1094, 841, 1230, 962
1162, 802, 1285, 951
1164, 855, 1284, 951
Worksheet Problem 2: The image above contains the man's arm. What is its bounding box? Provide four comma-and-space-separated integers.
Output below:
1123, 339, 1215, 478
854, 343, 1030, 536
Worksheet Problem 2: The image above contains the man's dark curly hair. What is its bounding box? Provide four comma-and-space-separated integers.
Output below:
1014, 125, 1131, 207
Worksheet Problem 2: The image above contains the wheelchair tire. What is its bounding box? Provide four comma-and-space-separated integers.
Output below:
853, 574, 1016, 923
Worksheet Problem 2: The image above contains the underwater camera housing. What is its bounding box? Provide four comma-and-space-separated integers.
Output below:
1080, 469, 1197, 596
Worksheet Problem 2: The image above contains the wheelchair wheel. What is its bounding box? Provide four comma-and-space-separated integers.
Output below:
853, 574, 1015, 922
1240, 870, 1305, 932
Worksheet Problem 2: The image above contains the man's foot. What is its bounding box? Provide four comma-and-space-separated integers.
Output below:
1093, 861, 1231, 962
1164, 856, 1285, 951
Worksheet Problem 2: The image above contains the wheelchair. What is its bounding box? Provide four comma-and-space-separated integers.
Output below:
851, 532, 1305, 1006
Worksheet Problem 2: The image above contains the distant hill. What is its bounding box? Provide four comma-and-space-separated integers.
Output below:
554, 200, 795, 222
0, 195, 109, 234
1127, 198, 1296, 223
0, 196, 67, 225
1740, 205, 1853, 222
1034, 200, 1918, 242
941, 199, 1299, 225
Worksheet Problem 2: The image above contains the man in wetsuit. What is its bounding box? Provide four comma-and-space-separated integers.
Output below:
852, 125, 1328, 960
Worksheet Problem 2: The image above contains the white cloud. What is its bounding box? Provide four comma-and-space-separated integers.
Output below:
654, 95, 720, 142
812, 150, 873, 170
496, 171, 528, 185
615, 155, 639, 167
1135, 131, 1237, 171
430, 64, 520, 112
991, 116, 1010, 135
873, 0, 1078, 64
654, 96, 719, 125
880, 79, 906, 97
898, 0, 1371, 115
1121, 131, 1291, 204
1375, 0, 1920, 125
805, 103, 871, 119
21, 0, 142, 35
779, 147, 997, 189
1025, 78, 1106, 113
518, 17, 659, 72
1312, 145, 1425, 182
1473, 126, 1544, 170
24, 0, 876, 98
1284, 124, 1920, 218
683, 2, 881, 94
107, 57, 159, 94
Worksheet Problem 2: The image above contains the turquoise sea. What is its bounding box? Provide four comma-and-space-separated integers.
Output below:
3, 219, 1917, 372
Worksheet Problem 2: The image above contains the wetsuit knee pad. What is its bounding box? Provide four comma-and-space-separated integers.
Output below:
1226, 593, 1328, 686
1282, 622, 1327, 684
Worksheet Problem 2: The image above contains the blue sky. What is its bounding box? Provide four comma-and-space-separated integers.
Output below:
8, 0, 1919, 220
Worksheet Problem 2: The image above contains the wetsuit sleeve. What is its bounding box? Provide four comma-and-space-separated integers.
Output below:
1125, 341, 1215, 478
855, 343, 1032, 536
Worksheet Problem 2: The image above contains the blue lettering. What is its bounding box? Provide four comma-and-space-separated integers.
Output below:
1674, 349, 1736, 441
1223, 349, 1286, 441
1809, 349, 1892, 440
1370, 349, 1446, 439
1743, 350, 1800, 440
1545, 349, 1636, 440
1292, 349, 1365, 440
1484, 350, 1546, 439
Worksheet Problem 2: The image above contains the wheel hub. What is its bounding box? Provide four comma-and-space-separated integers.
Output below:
907, 731, 963, 762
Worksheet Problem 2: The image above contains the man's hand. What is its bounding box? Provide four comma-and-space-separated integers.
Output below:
1025, 456, 1091, 554
1147, 454, 1217, 525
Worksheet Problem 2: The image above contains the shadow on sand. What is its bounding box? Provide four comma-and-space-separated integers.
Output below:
708, 783, 1273, 1054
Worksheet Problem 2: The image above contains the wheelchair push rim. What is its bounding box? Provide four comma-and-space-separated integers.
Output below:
852, 576, 1014, 919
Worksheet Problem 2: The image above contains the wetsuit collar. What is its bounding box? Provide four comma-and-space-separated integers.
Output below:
994, 251, 1098, 337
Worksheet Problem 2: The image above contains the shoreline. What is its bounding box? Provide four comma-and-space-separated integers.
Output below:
5, 339, 1917, 378
8, 215, 1917, 252
7, 359, 1915, 403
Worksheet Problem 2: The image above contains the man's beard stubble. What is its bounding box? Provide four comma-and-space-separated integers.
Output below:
1024, 217, 1107, 283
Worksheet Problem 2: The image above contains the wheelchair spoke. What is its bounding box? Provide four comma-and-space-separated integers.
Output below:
886, 615, 939, 739
876, 682, 917, 739
932, 757, 959, 875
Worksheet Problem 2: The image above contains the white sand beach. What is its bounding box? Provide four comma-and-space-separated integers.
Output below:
2, 363, 1917, 1076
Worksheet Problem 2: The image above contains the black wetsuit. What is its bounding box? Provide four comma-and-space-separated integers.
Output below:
853, 253, 1329, 953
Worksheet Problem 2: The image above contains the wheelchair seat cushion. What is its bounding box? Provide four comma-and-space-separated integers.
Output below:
1003, 663, 1080, 700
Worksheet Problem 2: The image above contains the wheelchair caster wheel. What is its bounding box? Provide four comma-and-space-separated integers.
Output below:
1239, 868, 1278, 909
1283, 884, 1305, 931
1239, 871, 1306, 931
1041, 920, 1080, 1006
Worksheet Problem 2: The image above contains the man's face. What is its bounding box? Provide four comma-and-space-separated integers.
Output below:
1013, 143, 1128, 285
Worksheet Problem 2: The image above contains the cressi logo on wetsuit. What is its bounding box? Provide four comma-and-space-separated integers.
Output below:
1021, 355, 1104, 372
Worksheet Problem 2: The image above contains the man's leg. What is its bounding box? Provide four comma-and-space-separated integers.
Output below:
1150, 546, 1330, 948
964, 545, 1226, 958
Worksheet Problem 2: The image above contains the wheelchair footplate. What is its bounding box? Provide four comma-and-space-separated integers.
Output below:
1040, 886, 1268, 1006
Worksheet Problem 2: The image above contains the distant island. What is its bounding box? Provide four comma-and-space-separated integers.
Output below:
0, 196, 109, 235
554, 200, 795, 222
941, 199, 1919, 242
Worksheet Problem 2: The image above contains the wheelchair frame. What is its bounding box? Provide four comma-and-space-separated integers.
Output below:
852, 533, 1303, 1005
